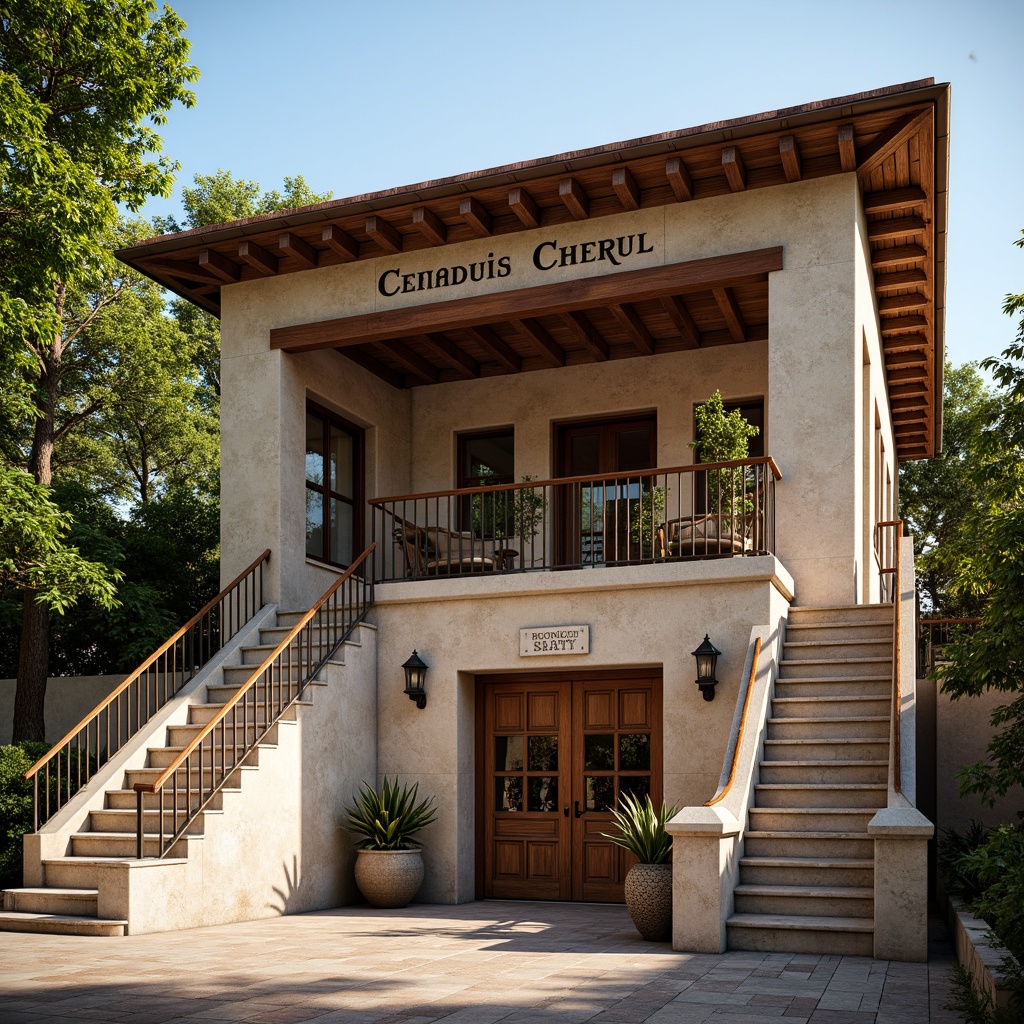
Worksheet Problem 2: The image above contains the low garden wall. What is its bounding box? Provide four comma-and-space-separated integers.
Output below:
948, 897, 1017, 1013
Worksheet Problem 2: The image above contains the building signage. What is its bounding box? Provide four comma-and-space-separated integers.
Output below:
377, 232, 655, 299
519, 625, 590, 656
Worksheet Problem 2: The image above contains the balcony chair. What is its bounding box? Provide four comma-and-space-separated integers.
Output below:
656, 512, 757, 559
391, 518, 497, 577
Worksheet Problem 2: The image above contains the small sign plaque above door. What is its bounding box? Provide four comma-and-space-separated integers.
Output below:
520, 625, 590, 656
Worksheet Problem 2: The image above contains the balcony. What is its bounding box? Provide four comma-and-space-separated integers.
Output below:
368, 457, 780, 584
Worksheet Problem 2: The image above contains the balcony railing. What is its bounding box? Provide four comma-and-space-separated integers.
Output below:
369, 457, 780, 583
918, 617, 981, 675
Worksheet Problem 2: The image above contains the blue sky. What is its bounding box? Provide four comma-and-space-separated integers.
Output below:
143, 0, 1024, 370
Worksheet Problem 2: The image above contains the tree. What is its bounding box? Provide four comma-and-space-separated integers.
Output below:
939, 229, 1024, 805
0, 0, 198, 741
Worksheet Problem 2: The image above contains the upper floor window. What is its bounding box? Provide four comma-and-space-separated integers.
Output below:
305, 404, 363, 568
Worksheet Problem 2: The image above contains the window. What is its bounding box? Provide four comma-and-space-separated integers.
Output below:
305, 404, 363, 567
693, 397, 764, 513
457, 428, 514, 536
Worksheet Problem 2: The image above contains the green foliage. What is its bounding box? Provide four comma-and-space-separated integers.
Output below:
0, 742, 50, 888
690, 390, 760, 464
630, 484, 665, 553
344, 777, 438, 850
601, 792, 680, 864
959, 824, 1024, 966
937, 821, 992, 902
946, 963, 1020, 1024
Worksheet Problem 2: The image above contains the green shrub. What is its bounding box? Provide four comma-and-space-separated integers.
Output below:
0, 742, 50, 889
938, 820, 991, 901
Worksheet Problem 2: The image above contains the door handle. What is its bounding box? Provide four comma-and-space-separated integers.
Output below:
563, 805, 569, 817
574, 801, 582, 818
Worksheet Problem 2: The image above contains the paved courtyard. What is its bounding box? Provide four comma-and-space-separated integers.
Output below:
0, 902, 961, 1024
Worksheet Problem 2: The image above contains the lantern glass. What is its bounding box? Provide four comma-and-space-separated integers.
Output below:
692, 635, 720, 682
403, 650, 427, 693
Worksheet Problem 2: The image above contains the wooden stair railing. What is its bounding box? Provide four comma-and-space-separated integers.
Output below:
876, 520, 903, 794
24, 550, 271, 831
134, 544, 375, 859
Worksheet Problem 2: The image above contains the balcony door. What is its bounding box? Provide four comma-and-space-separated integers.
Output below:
555, 414, 657, 566
478, 671, 662, 902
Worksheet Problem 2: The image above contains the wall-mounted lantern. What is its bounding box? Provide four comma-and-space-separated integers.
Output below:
403, 650, 428, 709
692, 635, 721, 701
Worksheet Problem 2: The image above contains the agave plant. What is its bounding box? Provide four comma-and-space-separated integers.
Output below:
601, 792, 680, 864
344, 777, 437, 850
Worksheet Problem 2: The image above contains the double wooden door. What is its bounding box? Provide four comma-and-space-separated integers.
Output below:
477, 672, 662, 902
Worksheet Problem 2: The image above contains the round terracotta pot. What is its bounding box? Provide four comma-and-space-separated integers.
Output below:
624, 862, 672, 941
354, 848, 425, 908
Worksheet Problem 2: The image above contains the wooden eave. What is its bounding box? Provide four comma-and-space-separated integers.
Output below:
118, 79, 948, 461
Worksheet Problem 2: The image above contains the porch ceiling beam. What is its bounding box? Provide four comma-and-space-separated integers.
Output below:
237, 239, 279, 276
779, 135, 802, 182
322, 224, 360, 261
377, 340, 440, 384
198, 248, 240, 283
508, 187, 540, 229
342, 346, 405, 389
510, 318, 565, 367
881, 314, 928, 335
893, 409, 926, 422
890, 382, 927, 399
563, 311, 609, 361
883, 333, 929, 354
467, 325, 522, 373
366, 215, 402, 254
888, 366, 928, 384
867, 217, 926, 241
460, 196, 493, 237
722, 147, 746, 191
661, 295, 701, 349
270, 247, 783, 352
612, 167, 641, 211
892, 396, 927, 412
712, 286, 746, 343
278, 232, 318, 269
411, 207, 447, 246
862, 187, 927, 213
871, 244, 926, 268
856, 108, 931, 176
878, 292, 928, 314
609, 303, 654, 355
559, 177, 590, 220
837, 124, 857, 172
665, 156, 693, 202
875, 269, 927, 291
143, 257, 219, 285
417, 332, 480, 378
885, 350, 927, 368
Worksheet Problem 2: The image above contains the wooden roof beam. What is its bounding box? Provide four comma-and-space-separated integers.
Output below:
665, 156, 693, 201
377, 340, 440, 384
712, 286, 746, 343
467, 325, 522, 373
366, 215, 402, 254
559, 177, 590, 220
563, 311, 609, 361
279, 232, 318, 269
722, 147, 746, 191
863, 187, 927, 213
879, 292, 928, 315
875, 269, 927, 291
837, 124, 857, 172
885, 350, 927, 368
237, 240, 279, 276
779, 135, 802, 182
889, 366, 928, 385
144, 257, 219, 285
867, 217, 926, 241
460, 196, 493, 237
881, 314, 929, 335
342, 347, 405, 389
508, 187, 540, 229
510, 318, 565, 367
322, 224, 359, 261
883, 333, 929, 354
857, 108, 931, 176
198, 248, 240, 283
661, 295, 700, 349
411, 207, 447, 246
418, 333, 479, 378
871, 244, 926, 268
611, 167, 640, 211
609, 303, 654, 356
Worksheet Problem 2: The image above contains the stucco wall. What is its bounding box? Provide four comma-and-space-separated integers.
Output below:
0, 676, 123, 746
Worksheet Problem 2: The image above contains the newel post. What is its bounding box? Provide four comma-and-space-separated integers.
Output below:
667, 805, 741, 953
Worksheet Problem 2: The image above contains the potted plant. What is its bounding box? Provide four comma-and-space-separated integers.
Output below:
602, 792, 680, 941
344, 776, 437, 908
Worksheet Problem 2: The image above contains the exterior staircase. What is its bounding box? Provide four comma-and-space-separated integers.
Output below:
0, 608, 362, 937
726, 604, 893, 955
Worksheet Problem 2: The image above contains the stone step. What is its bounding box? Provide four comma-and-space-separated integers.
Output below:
747, 807, 879, 833
40, 857, 185, 889
275, 608, 369, 629
743, 831, 874, 859
69, 832, 193, 858
763, 737, 889, 760
773, 676, 891, 698
766, 716, 890, 741
3, 887, 98, 916
782, 639, 893, 661
788, 604, 892, 625
752, 783, 887, 808
206, 677, 326, 703
88, 808, 209, 835
0, 910, 126, 937
146, 743, 263, 771
220, 663, 330, 687
106, 788, 223, 811
188, 702, 300, 727
166, 721, 280, 748
739, 856, 874, 888
726, 913, 874, 956
240, 641, 341, 666
785, 621, 892, 642
733, 884, 873, 918
123, 765, 251, 791
770, 695, 890, 719
757, 760, 889, 785
778, 657, 893, 680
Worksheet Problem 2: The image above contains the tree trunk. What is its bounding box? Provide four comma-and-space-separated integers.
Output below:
12, 592, 50, 742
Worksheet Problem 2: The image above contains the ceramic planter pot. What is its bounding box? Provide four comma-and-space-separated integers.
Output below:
624, 862, 672, 941
354, 848, 425, 908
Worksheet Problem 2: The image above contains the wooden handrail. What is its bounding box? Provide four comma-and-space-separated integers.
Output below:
25, 549, 271, 783
369, 457, 782, 506
137, 545, 373, 797
875, 520, 904, 795
705, 637, 762, 807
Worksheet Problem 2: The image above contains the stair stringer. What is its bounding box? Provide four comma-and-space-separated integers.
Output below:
94, 620, 378, 935
22, 604, 278, 887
